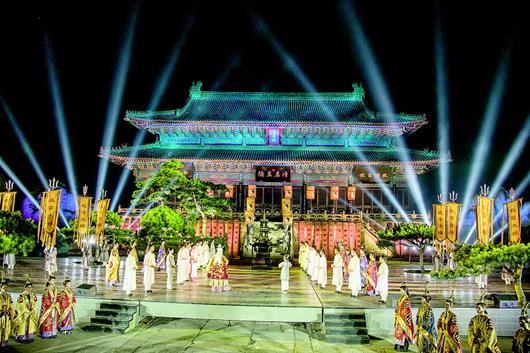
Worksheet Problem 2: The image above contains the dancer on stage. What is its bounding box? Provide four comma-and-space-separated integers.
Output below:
176, 244, 190, 284
166, 248, 176, 289
44, 246, 51, 275
81, 243, 91, 271
206, 245, 231, 292
377, 256, 388, 304
359, 248, 368, 289
309, 247, 319, 281
437, 293, 462, 353
130, 241, 138, 264
467, 294, 501, 353
475, 273, 487, 289
278, 255, 292, 293
3, 253, 15, 270
298, 242, 307, 271
502, 268, 514, 286
57, 274, 76, 335
49, 247, 58, 275
143, 245, 156, 293
123, 249, 137, 296
342, 244, 351, 284
13, 275, 38, 343
101, 241, 110, 264
39, 275, 59, 339
415, 283, 437, 353
317, 250, 328, 289
201, 241, 211, 268
190, 244, 199, 282
513, 302, 530, 353
394, 284, 414, 351
348, 249, 361, 297
365, 253, 378, 296
0, 272, 13, 349
156, 241, 166, 271
331, 248, 343, 293
105, 245, 120, 286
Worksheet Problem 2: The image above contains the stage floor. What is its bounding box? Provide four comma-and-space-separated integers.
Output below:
3, 256, 527, 309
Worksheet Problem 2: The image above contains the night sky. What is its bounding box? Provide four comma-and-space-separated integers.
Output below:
0, 1, 528, 209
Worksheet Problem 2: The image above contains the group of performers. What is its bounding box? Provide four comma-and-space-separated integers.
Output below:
0, 273, 76, 349
298, 243, 389, 303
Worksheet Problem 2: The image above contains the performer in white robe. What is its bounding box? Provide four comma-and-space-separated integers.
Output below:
278, 255, 292, 293
302, 243, 310, 272
376, 256, 389, 304
331, 249, 344, 293
310, 247, 319, 282
317, 250, 328, 289
190, 245, 199, 282
122, 249, 137, 296
348, 250, 361, 297
166, 248, 176, 289
298, 243, 306, 272
81, 244, 91, 271
202, 241, 211, 268
143, 246, 156, 293
3, 253, 15, 270
43, 247, 51, 274
49, 247, 58, 274
176, 245, 190, 284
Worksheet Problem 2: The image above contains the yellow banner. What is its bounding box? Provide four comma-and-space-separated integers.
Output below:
433, 203, 446, 241
282, 198, 292, 215
284, 185, 292, 199
95, 198, 110, 245
0, 191, 17, 212
306, 186, 315, 200
76, 196, 93, 246
246, 197, 255, 212
330, 186, 339, 200
506, 198, 522, 244
476, 196, 494, 244
244, 210, 254, 225
38, 190, 62, 248
446, 202, 461, 243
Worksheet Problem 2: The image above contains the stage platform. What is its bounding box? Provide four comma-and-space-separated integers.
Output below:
2, 257, 526, 336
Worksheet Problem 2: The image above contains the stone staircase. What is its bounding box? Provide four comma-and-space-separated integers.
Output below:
324, 310, 370, 345
82, 301, 139, 334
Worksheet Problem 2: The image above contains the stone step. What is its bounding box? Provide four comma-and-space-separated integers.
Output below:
326, 326, 368, 336
325, 313, 365, 320
82, 323, 126, 334
99, 302, 138, 312
95, 310, 134, 319
325, 318, 366, 327
91, 316, 132, 326
325, 334, 370, 345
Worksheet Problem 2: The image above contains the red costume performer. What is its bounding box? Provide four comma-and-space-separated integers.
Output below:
437, 294, 462, 353
57, 276, 76, 334
206, 246, 231, 292
39, 276, 59, 339
394, 285, 415, 351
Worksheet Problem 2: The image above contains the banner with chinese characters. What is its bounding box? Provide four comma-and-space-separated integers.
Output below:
433, 203, 446, 242
247, 185, 256, 198
475, 196, 494, 244
284, 185, 292, 199
38, 190, 62, 248
0, 191, 16, 212
76, 196, 92, 247
306, 186, 315, 200
347, 186, 356, 201
446, 202, 461, 243
255, 166, 290, 182
330, 186, 339, 200
506, 198, 523, 244
224, 185, 234, 199
282, 198, 291, 215
95, 198, 110, 245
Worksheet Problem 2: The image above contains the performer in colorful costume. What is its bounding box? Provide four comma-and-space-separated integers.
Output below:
394, 283, 414, 351
105, 244, 120, 286
13, 275, 38, 343
513, 302, 530, 353
365, 253, 378, 296
156, 241, 166, 271
415, 283, 437, 353
359, 248, 368, 289
467, 294, 501, 353
39, 274, 59, 339
57, 274, 76, 334
206, 245, 231, 292
0, 272, 14, 348
437, 292, 462, 353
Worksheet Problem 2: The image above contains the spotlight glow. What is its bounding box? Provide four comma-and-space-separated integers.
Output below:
462, 50, 511, 243
0, 156, 39, 209
44, 33, 78, 201
1, 98, 69, 226
95, 2, 139, 200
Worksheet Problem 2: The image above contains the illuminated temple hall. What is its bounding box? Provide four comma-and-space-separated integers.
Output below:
101, 81, 442, 220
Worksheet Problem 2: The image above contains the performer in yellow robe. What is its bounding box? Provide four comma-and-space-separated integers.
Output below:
12, 276, 38, 343
437, 294, 462, 353
105, 245, 121, 286
0, 274, 14, 349
415, 284, 437, 353
394, 284, 414, 351
513, 302, 530, 353
467, 295, 501, 353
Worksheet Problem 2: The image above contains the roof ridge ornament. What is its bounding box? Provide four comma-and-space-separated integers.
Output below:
352, 83, 365, 100
189, 81, 203, 99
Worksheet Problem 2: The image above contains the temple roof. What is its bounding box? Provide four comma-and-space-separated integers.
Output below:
125, 82, 426, 127
100, 144, 442, 168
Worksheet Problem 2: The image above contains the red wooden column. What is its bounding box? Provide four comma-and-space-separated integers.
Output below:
232, 221, 240, 258
226, 221, 233, 256
347, 222, 355, 251
327, 222, 334, 259
314, 222, 322, 251
206, 220, 212, 237
354, 223, 362, 250
322, 222, 329, 257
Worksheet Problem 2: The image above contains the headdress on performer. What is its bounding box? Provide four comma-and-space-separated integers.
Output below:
520, 301, 530, 321
63, 272, 71, 286
399, 275, 409, 296
48, 273, 56, 280
476, 292, 488, 308
445, 289, 455, 305
422, 281, 432, 302
0, 270, 7, 286
24, 274, 32, 288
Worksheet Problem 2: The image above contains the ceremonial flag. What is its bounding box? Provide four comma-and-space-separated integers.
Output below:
284, 185, 292, 199
75, 196, 92, 247
433, 203, 446, 242
38, 190, 62, 248
446, 202, 461, 243
475, 196, 494, 244
95, 198, 110, 245
506, 198, 523, 244
247, 185, 256, 198
244, 210, 254, 225
246, 197, 255, 212
282, 198, 292, 215
306, 186, 315, 200
0, 191, 16, 212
